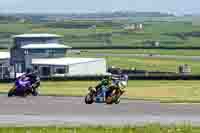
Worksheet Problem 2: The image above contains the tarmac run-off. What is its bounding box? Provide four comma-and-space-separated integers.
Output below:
0, 96, 200, 126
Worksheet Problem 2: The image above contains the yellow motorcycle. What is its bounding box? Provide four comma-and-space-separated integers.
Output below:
85, 80, 127, 104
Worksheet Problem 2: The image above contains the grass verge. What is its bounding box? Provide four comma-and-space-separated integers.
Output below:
1, 80, 200, 103
0, 124, 199, 133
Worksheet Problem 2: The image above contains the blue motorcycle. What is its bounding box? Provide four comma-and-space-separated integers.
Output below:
8, 75, 40, 97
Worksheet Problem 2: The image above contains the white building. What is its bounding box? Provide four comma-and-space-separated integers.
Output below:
32, 57, 107, 77
1, 33, 108, 78
124, 23, 143, 31
0, 52, 12, 79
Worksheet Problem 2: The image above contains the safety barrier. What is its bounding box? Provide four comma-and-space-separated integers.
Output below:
1, 74, 200, 82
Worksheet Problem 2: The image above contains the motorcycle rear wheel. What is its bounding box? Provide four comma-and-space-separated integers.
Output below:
106, 96, 113, 104
85, 94, 94, 104
8, 89, 16, 97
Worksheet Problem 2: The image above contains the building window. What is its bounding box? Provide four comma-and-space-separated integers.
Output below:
15, 63, 23, 73
54, 66, 66, 74
30, 49, 46, 54
24, 50, 29, 55
56, 68, 65, 74
65, 65, 69, 74
40, 66, 51, 76
46, 39, 59, 43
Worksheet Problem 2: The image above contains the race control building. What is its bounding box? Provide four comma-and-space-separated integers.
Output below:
0, 33, 107, 79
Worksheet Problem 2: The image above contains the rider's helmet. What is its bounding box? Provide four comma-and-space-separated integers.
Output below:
117, 74, 128, 89
117, 69, 122, 75
118, 81, 127, 89
121, 74, 128, 81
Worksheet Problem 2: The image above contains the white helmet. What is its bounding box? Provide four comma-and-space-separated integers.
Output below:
118, 81, 127, 89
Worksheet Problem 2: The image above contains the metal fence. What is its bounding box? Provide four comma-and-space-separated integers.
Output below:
0, 65, 10, 79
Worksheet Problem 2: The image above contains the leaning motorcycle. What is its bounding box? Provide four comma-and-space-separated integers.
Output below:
8, 76, 40, 97
85, 80, 127, 104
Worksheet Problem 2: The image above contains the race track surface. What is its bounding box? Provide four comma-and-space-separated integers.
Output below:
1, 95, 200, 126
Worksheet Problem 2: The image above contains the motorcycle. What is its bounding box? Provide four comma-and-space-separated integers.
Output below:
8, 75, 40, 97
85, 79, 127, 104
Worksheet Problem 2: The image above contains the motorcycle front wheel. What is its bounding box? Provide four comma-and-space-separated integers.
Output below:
85, 94, 94, 104
32, 87, 39, 96
114, 98, 120, 104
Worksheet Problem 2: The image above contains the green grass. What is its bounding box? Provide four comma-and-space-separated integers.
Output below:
84, 49, 200, 56
1, 20, 200, 48
0, 23, 34, 33
69, 53, 200, 74
105, 56, 200, 74
0, 124, 199, 133
2, 80, 200, 102
76, 49, 200, 74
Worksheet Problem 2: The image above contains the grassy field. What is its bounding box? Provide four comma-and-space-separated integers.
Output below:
0, 124, 199, 133
1, 20, 200, 48
104, 56, 200, 74
2, 80, 200, 102
85, 49, 200, 56
69, 52, 200, 74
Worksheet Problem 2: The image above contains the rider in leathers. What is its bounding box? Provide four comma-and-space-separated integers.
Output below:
95, 76, 112, 92
24, 68, 40, 95
94, 74, 127, 94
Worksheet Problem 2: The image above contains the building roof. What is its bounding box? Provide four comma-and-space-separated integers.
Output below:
32, 57, 105, 66
0, 52, 10, 59
21, 43, 72, 49
12, 33, 62, 38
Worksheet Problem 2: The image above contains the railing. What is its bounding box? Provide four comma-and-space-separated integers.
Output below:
1, 74, 200, 82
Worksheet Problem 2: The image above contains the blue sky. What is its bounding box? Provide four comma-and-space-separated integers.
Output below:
0, 0, 199, 14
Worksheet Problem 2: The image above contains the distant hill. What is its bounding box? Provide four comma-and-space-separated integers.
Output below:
0, 15, 18, 22
0, 11, 174, 22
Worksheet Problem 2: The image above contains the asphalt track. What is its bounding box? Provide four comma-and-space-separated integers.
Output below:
1, 96, 200, 126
